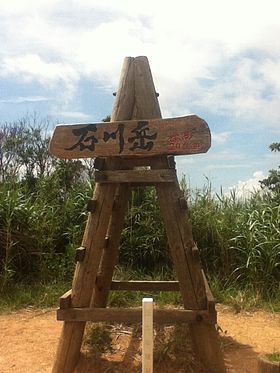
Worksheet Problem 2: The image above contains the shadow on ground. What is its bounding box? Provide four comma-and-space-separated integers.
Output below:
75, 323, 209, 373
222, 334, 259, 373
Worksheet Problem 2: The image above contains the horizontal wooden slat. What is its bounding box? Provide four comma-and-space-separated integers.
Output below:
110, 280, 180, 292
49, 115, 211, 159
59, 289, 72, 309
57, 307, 212, 324
94, 169, 176, 183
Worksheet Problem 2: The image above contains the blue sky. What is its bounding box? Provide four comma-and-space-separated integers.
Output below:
0, 0, 279, 193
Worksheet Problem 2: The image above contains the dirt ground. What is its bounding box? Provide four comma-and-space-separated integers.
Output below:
0, 304, 279, 373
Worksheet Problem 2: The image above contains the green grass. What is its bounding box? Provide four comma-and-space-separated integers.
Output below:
84, 323, 113, 354
0, 267, 280, 312
265, 352, 280, 362
1, 120, 279, 305
209, 275, 280, 312
0, 266, 279, 313
0, 281, 70, 312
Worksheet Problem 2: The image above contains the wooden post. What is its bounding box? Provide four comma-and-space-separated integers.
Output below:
142, 298, 154, 373
93, 56, 162, 309
52, 183, 117, 373
52, 57, 135, 373
93, 184, 130, 308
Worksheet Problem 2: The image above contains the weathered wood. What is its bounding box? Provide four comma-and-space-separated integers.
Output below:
86, 199, 97, 212
93, 184, 130, 308
258, 356, 280, 373
152, 157, 226, 372
93, 157, 106, 170
202, 270, 216, 316
52, 55, 225, 373
75, 247, 86, 263
133, 56, 162, 119
151, 157, 206, 310
49, 115, 211, 159
52, 57, 137, 373
92, 57, 164, 313
178, 197, 188, 210
92, 58, 163, 310
191, 245, 201, 263
59, 290, 72, 309
53, 182, 118, 373
57, 307, 211, 324
95, 169, 176, 184
189, 323, 226, 372
110, 280, 180, 292
111, 56, 135, 121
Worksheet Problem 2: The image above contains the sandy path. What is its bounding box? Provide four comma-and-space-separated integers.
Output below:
0, 305, 279, 372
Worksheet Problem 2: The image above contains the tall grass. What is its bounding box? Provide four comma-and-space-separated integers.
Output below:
0, 177, 92, 288
120, 187, 170, 270
189, 185, 279, 297
0, 173, 279, 301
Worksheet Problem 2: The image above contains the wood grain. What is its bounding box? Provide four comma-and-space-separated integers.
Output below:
49, 115, 211, 159
94, 169, 176, 184
57, 307, 211, 324
110, 280, 180, 292
52, 57, 135, 373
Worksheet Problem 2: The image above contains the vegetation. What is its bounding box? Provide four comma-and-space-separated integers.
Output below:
0, 117, 279, 310
264, 352, 280, 362
260, 142, 280, 199
84, 323, 113, 354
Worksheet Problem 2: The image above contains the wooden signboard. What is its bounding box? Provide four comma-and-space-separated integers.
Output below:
49, 115, 211, 159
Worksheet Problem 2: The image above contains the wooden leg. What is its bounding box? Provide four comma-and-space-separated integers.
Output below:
52, 183, 118, 373
189, 323, 226, 373
152, 157, 206, 309
152, 156, 226, 372
93, 184, 130, 308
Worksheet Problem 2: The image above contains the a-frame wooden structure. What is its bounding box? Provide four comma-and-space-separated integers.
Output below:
50, 56, 226, 372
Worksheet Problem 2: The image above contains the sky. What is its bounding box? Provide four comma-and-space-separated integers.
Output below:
0, 0, 279, 194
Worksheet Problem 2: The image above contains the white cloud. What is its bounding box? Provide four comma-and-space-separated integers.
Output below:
212, 132, 232, 145
176, 157, 195, 166
229, 171, 265, 198
1, 54, 78, 86
1, 0, 280, 128
0, 96, 51, 103
56, 111, 92, 121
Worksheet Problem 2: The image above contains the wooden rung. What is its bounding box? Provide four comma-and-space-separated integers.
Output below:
191, 246, 200, 262
86, 199, 97, 212
94, 157, 105, 170
110, 280, 180, 292
94, 169, 176, 184
178, 197, 188, 210
59, 289, 72, 309
57, 307, 212, 324
75, 247, 86, 262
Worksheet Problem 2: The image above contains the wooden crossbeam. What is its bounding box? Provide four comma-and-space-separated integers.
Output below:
94, 169, 176, 184
57, 307, 213, 324
110, 280, 180, 292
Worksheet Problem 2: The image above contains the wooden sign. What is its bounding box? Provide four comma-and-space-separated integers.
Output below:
49, 115, 211, 159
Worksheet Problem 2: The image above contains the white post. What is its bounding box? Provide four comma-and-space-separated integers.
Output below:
142, 297, 153, 373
